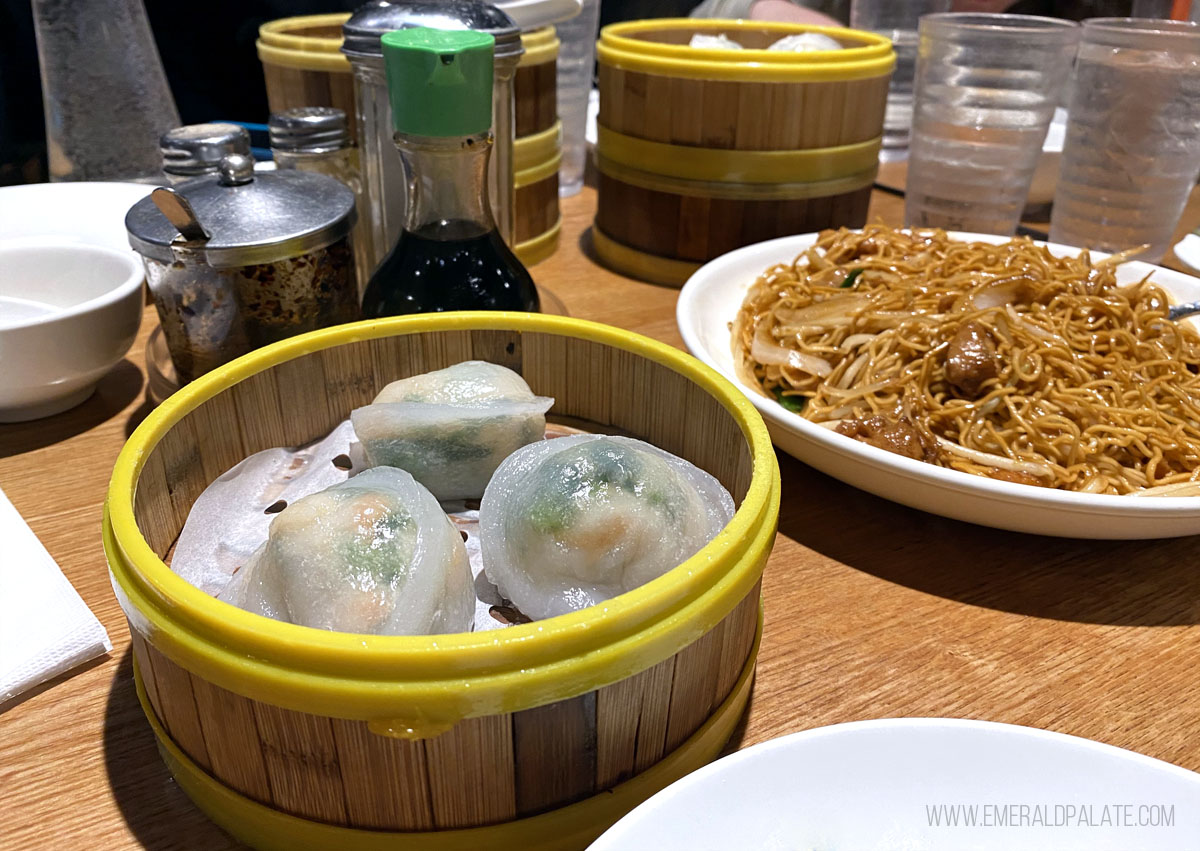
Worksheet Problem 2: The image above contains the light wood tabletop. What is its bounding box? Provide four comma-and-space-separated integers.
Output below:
3, 181, 1200, 850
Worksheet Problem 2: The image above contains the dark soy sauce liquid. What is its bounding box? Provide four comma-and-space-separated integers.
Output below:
361, 219, 540, 317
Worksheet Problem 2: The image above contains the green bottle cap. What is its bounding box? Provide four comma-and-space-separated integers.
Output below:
381, 28, 495, 137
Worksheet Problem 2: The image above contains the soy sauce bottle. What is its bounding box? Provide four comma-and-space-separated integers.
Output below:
361, 27, 539, 317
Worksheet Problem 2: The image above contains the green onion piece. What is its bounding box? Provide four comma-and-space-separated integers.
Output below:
773, 387, 807, 413
840, 268, 864, 289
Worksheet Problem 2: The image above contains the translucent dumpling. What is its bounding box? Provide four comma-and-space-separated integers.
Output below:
768, 32, 843, 52
479, 435, 735, 619
689, 32, 743, 50
351, 361, 553, 501
220, 466, 473, 635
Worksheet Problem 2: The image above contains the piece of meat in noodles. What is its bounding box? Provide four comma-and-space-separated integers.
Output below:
835, 415, 937, 462
945, 320, 998, 398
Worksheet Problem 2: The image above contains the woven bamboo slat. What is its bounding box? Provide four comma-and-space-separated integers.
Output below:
516, 173, 561, 244
516, 60, 558, 139
599, 65, 889, 151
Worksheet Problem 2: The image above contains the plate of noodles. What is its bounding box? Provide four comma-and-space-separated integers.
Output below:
677, 226, 1200, 538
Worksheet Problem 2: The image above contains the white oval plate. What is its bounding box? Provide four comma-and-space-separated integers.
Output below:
677, 231, 1200, 538
590, 718, 1200, 851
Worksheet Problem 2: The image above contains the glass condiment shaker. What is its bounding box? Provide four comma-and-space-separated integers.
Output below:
161, 123, 251, 184
361, 28, 539, 317
269, 107, 375, 295
341, 0, 523, 266
126, 155, 359, 383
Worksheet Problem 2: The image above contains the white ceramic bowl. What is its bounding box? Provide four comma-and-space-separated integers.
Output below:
0, 241, 144, 421
677, 231, 1200, 539
0, 181, 153, 252
590, 718, 1200, 851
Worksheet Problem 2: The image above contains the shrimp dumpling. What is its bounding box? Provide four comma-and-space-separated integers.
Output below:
351, 361, 553, 501
220, 467, 473, 635
480, 435, 735, 619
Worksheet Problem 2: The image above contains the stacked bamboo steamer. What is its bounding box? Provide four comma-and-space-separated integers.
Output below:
593, 20, 896, 286
256, 15, 358, 143
257, 13, 564, 266
105, 314, 781, 850
513, 26, 563, 266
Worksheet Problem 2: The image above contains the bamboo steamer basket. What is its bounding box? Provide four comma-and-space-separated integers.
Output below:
258, 18, 561, 261
516, 26, 560, 138
514, 27, 562, 266
257, 14, 357, 144
104, 313, 780, 851
514, 121, 562, 266
594, 19, 895, 286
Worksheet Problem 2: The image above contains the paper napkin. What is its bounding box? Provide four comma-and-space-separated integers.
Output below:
0, 486, 111, 704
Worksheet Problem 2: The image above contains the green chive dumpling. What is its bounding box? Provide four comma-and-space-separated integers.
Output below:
220, 466, 473, 635
351, 361, 553, 501
479, 435, 735, 619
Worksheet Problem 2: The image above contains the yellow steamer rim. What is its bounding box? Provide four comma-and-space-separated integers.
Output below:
513, 122, 563, 265
515, 121, 563, 186
514, 218, 562, 266
596, 127, 882, 196
598, 18, 895, 81
591, 132, 881, 285
256, 13, 352, 73
105, 313, 779, 738
592, 227, 705, 286
520, 25, 560, 66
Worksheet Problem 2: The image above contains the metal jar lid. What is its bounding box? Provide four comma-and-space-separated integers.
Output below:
161, 123, 252, 177
341, 0, 523, 62
125, 154, 357, 268
269, 107, 350, 154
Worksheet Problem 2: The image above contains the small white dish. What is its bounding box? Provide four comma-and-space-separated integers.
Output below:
1172, 232, 1200, 275
585, 87, 599, 148
677, 231, 1200, 538
0, 181, 153, 253
1026, 106, 1067, 209
0, 241, 144, 421
590, 718, 1200, 851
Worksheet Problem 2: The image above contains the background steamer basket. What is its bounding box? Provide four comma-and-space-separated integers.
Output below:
593, 19, 895, 286
257, 14, 357, 144
515, 27, 563, 266
104, 313, 780, 850
515, 120, 563, 265
516, 26, 560, 139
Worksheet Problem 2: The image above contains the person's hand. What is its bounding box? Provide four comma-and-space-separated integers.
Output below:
748, 0, 843, 26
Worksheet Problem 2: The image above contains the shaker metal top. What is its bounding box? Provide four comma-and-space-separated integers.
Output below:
269, 107, 350, 154
161, 123, 251, 177
125, 162, 357, 268
340, 0, 522, 61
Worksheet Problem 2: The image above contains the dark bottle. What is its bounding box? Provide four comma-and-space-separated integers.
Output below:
361, 27, 539, 317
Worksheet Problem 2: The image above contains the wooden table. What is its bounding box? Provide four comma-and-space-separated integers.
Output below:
4, 183, 1200, 849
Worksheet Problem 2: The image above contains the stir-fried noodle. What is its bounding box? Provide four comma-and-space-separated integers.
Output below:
733, 226, 1200, 495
